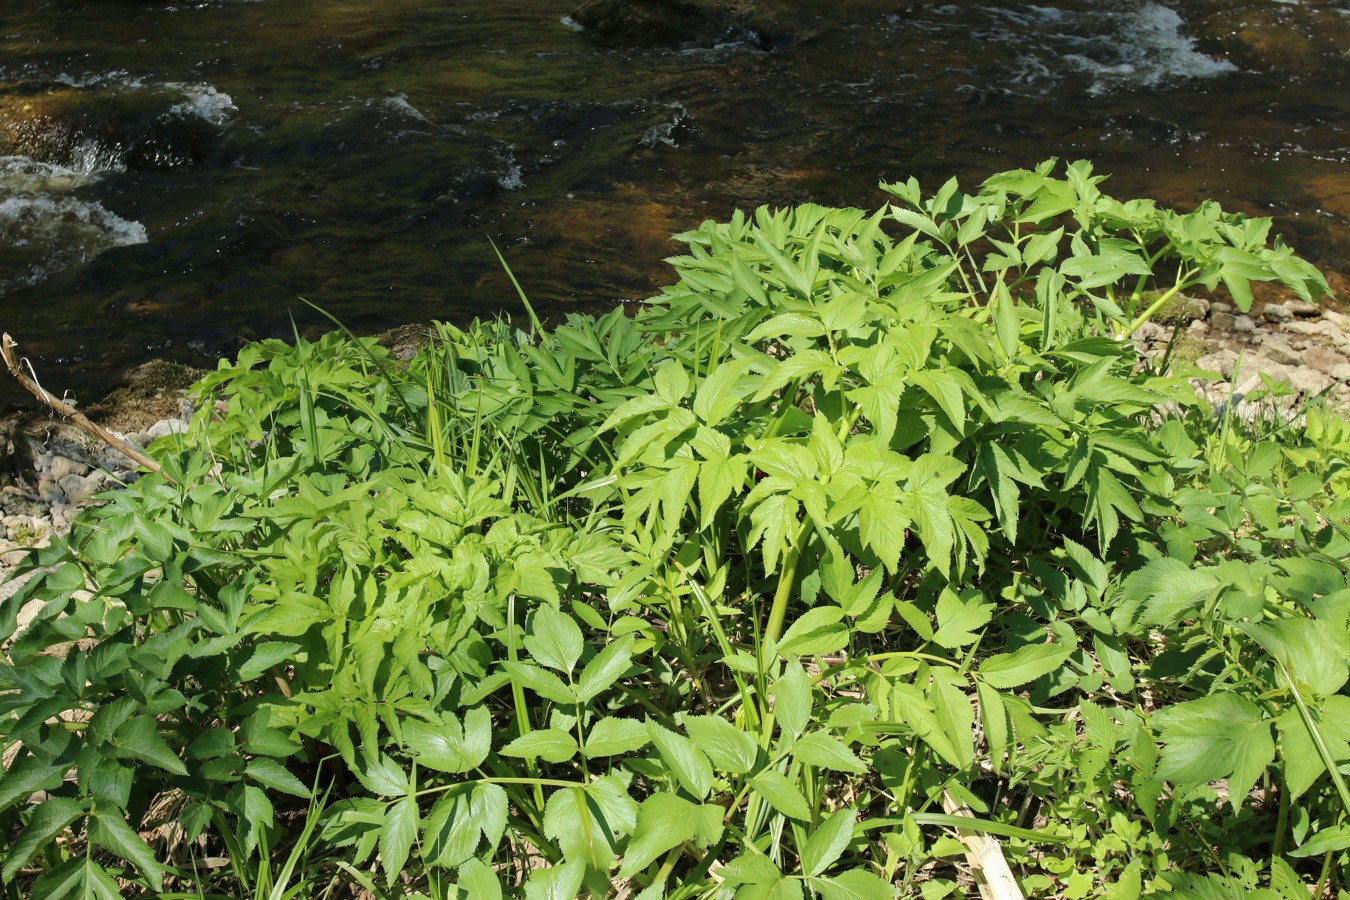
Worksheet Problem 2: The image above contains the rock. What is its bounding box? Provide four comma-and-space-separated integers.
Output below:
37, 479, 66, 505
1283, 320, 1341, 339
1325, 309, 1350, 332
1233, 315, 1256, 333
1196, 349, 1240, 378
48, 455, 89, 481
127, 432, 152, 448
1330, 364, 1350, 381
1287, 368, 1332, 395
1132, 321, 1166, 344
1264, 342, 1302, 367
1262, 303, 1293, 323
1179, 296, 1210, 320
1287, 299, 1320, 318
1210, 302, 1235, 316
1307, 346, 1350, 373
59, 472, 106, 505
146, 419, 188, 440
1210, 311, 1236, 332
1187, 320, 1209, 336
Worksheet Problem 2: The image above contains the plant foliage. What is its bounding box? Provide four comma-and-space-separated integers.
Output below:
2, 160, 1347, 898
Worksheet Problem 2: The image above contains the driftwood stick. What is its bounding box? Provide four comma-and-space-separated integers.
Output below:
1, 333, 164, 476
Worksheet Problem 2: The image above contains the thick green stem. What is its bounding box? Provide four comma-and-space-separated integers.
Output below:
1119, 272, 1194, 340
764, 518, 814, 647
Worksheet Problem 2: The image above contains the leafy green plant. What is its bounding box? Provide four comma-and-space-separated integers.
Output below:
2, 159, 1346, 899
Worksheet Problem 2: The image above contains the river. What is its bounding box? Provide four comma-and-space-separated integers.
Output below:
2, 0, 1348, 405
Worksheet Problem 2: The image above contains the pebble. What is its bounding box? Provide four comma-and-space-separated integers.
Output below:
1265, 343, 1302, 367
1210, 302, 1235, 316
1307, 346, 1350, 372
1330, 364, 1350, 381
1288, 299, 1321, 317
1233, 315, 1256, 333
147, 419, 188, 440
1211, 311, 1236, 331
1263, 303, 1293, 323
49, 456, 88, 481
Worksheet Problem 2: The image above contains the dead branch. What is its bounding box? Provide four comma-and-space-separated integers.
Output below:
2, 333, 165, 477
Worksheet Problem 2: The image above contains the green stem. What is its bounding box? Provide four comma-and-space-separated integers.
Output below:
1118, 272, 1194, 340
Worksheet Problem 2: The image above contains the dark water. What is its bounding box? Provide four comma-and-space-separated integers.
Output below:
2, 0, 1348, 405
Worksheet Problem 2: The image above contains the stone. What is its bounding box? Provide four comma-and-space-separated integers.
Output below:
1330, 364, 1350, 381
48, 456, 89, 481
1180, 296, 1210, 320
146, 419, 188, 440
37, 479, 66, 505
1263, 342, 1302, 367
1187, 320, 1209, 335
59, 472, 105, 505
1287, 368, 1331, 395
1283, 320, 1341, 339
1262, 303, 1293, 323
1210, 302, 1235, 316
1233, 315, 1256, 333
1196, 349, 1239, 378
126, 432, 152, 448
1325, 309, 1350, 332
1306, 346, 1350, 372
1132, 321, 1166, 344
1287, 299, 1320, 317
1210, 311, 1236, 331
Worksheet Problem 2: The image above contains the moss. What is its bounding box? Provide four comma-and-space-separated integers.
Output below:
85, 359, 207, 434
1144, 290, 1207, 326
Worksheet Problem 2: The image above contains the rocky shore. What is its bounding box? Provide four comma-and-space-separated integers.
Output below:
1, 300, 1347, 597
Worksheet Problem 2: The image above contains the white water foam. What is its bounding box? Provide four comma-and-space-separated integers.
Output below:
165, 82, 238, 125
0, 191, 148, 295
1066, 4, 1237, 96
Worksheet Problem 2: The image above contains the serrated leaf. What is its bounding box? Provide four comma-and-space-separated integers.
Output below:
246, 757, 312, 798
236, 641, 301, 680
576, 635, 634, 703
0, 754, 67, 810
802, 808, 856, 876
618, 793, 700, 877
779, 606, 849, 657
718, 852, 804, 900
2, 797, 85, 882
749, 770, 811, 820
978, 642, 1074, 689
90, 810, 164, 891
458, 858, 503, 900
585, 716, 652, 758
793, 731, 867, 773
423, 790, 479, 869
111, 715, 188, 776
501, 729, 579, 764
1154, 694, 1274, 811
774, 663, 812, 740
524, 859, 586, 900
380, 795, 419, 887
1289, 824, 1350, 858
648, 723, 714, 799
501, 661, 577, 704
543, 778, 637, 869
931, 588, 993, 649
526, 605, 584, 676
681, 714, 759, 774
814, 868, 898, 900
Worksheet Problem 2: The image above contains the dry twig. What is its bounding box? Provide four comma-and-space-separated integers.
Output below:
1, 333, 164, 476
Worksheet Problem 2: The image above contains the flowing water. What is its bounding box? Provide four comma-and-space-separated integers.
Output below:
2, 0, 1348, 405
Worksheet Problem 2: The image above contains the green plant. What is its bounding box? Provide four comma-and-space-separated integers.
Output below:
2, 159, 1346, 899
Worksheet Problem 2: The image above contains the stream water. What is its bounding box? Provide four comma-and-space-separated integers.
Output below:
2, 0, 1348, 406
